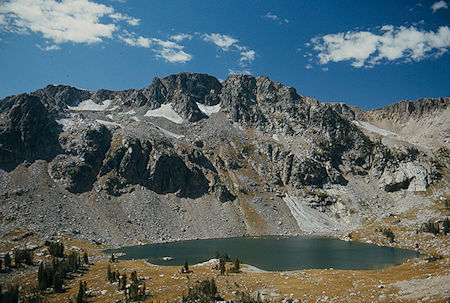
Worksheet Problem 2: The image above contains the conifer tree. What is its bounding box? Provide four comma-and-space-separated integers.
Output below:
4, 253, 11, 270
233, 258, 240, 272
83, 252, 89, 265
53, 272, 63, 293
130, 270, 138, 283
75, 281, 86, 303
443, 217, 449, 235
107, 264, 112, 282
219, 257, 226, 275
183, 259, 189, 273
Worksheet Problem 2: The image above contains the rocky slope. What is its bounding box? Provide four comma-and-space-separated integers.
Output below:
0, 72, 448, 247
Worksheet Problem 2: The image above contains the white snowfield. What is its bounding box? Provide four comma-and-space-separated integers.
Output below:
283, 194, 344, 233
196, 102, 221, 116
352, 120, 398, 137
144, 103, 183, 124
68, 99, 113, 111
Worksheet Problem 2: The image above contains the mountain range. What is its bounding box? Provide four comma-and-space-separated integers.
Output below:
0, 72, 448, 247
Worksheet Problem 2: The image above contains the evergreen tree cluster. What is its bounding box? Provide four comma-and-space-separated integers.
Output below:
0, 250, 33, 272
106, 266, 147, 301
228, 258, 241, 273
419, 218, 450, 235
0, 284, 19, 303
14, 249, 33, 266
49, 242, 64, 258
38, 245, 87, 293
212, 251, 240, 275
182, 278, 219, 303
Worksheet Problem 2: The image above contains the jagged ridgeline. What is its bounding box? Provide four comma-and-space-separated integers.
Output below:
0, 72, 448, 246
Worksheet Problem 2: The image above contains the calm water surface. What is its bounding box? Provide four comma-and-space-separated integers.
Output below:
105, 236, 420, 271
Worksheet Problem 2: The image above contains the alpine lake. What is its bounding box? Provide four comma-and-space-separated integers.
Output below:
104, 236, 422, 271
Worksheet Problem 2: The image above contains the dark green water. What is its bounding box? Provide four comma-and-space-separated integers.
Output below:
105, 236, 421, 271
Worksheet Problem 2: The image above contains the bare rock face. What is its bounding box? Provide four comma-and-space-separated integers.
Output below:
146, 154, 209, 198
379, 162, 430, 192
0, 95, 61, 171
48, 123, 111, 193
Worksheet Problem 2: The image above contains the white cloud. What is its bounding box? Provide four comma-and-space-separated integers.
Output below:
311, 25, 450, 68
0, 0, 119, 44
228, 68, 251, 75
203, 33, 238, 51
152, 38, 192, 63
202, 32, 256, 67
263, 12, 289, 24
239, 49, 255, 64
110, 12, 140, 26
305, 64, 313, 69
118, 32, 192, 63
36, 43, 61, 51
170, 33, 192, 42
118, 31, 151, 48
431, 1, 448, 12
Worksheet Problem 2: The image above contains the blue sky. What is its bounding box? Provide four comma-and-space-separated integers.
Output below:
0, 0, 449, 109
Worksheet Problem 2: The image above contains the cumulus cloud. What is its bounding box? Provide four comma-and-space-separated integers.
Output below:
203, 33, 238, 51
202, 32, 256, 67
118, 31, 192, 63
110, 12, 140, 26
310, 25, 450, 68
239, 49, 255, 64
0, 0, 118, 44
170, 33, 192, 42
118, 31, 152, 48
152, 38, 192, 63
431, 1, 448, 12
0, 0, 193, 64
263, 12, 289, 24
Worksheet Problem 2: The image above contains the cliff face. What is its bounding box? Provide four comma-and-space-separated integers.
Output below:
0, 72, 448, 246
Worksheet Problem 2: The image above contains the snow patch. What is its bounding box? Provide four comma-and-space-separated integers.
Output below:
144, 103, 183, 124
108, 105, 119, 111
196, 102, 221, 116
131, 116, 141, 122
272, 134, 280, 141
283, 194, 343, 233
96, 119, 121, 128
56, 118, 75, 131
68, 99, 112, 111
106, 114, 114, 120
352, 121, 398, 137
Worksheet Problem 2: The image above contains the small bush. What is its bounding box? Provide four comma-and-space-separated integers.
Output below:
380, 228, 395, 242
426, 255, 443, 262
